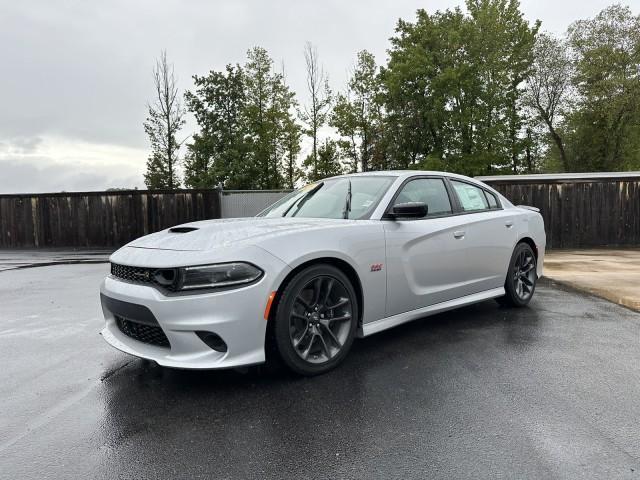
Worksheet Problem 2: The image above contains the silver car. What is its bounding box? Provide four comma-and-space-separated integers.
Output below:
100, 171, 546, 375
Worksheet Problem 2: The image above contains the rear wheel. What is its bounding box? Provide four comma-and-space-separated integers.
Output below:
273, 264, 358, 376
497, 242, 537, 307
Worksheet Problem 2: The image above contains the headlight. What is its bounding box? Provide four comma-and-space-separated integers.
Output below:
178, 262, 263, 291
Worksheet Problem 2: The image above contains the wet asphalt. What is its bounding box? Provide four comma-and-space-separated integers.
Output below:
1, 259, 640, 479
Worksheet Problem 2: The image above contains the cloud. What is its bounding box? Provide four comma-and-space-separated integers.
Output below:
0, 136, 146, 193
0, 0, 630, 193
0, 137, 43, 155
0, 156, 143, 193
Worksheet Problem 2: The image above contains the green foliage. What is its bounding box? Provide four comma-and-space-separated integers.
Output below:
525, 6, 640, 173
303, 139, 343, 182
331, 50, 386, 173
282, 115, 303, 188
184, 64, 247, 188
383, 0, 539, 176
184, 48, 300, 189
524, 33, 573, 171
156, 2, 640, 191
563, 5, 640, 171
144, 152, 180, 189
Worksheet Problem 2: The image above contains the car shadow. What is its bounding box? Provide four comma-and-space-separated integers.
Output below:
102, 295, 544, 392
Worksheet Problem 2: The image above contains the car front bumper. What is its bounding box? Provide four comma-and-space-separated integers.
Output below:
99, 251, 290, 369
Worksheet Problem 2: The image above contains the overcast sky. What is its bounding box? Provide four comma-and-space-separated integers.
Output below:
1, 0, 637, 193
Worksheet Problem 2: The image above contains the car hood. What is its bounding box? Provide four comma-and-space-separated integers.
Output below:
126, 217, 353, 252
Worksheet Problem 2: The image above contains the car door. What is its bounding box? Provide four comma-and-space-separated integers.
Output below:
383, 176, 477, 317
448, 179, 517, 293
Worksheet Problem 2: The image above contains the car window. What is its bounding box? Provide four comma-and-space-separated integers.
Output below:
258, 176, 394, 219
393, 178, 452, 216
485, 190, 499, 208
451, 180, 489, 211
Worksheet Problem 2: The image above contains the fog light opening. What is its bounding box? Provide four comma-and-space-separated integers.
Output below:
195, 331, 228, 352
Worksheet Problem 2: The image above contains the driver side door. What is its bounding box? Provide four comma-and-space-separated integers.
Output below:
383, 176, 476, 317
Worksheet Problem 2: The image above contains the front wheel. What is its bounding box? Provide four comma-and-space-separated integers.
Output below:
272, 264, 358, 376
496, 242, 537, 307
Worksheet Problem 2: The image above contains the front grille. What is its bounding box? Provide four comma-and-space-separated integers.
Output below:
110, 263, 178, 292
116, 316, 170, 348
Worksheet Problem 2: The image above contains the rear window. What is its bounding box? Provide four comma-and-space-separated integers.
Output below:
485, 191, 499, 208
451, 181, 489, 212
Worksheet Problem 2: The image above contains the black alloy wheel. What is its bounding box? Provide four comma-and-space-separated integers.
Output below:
272, 264, 358, 375
497, 242, 538, 307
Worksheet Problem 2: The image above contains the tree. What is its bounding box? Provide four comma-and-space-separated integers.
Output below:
565, 5, 640, 171
465, 0, 539, 174
331, 50, 386, 173
304, 139, 342, 181
383, 0, 538, 175
244, 47, 299, 189
184, 64, 248, 188
244, 47, 278, 188
384, 8, 459, 170
144, 51, 185, 189
185, 48, 300, 189
524, 33, 573, 170
282, 115, 303, 188
279, 63, 304, 189
300, 42, 332, 180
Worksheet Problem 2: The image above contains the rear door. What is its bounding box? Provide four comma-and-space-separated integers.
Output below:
383, 176, 477, 317
448, 179, 517, 293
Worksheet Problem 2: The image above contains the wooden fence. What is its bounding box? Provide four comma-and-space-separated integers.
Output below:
480, 172, 640, 249
0, 189, 221, 248
1, 173, 640, 249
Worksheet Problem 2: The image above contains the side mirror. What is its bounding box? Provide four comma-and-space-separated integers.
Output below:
388, 202, 428, 219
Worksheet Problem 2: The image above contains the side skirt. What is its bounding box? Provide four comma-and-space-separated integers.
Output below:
360, 287, 505, 337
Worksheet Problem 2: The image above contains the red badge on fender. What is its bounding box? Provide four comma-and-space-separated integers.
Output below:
370, 263, 383, 272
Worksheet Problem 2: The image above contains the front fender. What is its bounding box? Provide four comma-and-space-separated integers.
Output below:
257, 222, 388, 325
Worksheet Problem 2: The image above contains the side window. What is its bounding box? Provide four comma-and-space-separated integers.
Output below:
393, 178, 452, 216
451, 180, 489, 212
485, 190, 499, 209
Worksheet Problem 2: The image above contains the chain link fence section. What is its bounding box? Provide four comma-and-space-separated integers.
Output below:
220, 190, 292, 218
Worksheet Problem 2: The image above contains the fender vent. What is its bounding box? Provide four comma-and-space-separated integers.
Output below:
169, 226, 199, 233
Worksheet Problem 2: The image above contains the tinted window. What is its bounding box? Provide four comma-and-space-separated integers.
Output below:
451, 180, 489, 211
393, 178, 452, 216
485, 190, 499, 208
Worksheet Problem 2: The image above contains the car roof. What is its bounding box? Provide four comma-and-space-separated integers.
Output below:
326, 170, 513, 207
328, 170, 476, 182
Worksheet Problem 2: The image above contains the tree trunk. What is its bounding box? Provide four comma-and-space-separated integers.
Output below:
543, 117, 568, 171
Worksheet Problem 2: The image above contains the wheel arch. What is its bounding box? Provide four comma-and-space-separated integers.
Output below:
265, 256, 365, 330
517, 236, 538, 260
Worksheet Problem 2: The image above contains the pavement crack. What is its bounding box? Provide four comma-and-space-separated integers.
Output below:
0, 259, 109, 272
0, 383, 96, 454
100, 360, 133, 382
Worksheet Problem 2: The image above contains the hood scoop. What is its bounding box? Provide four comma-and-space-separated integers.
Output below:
169, 226, 199, 233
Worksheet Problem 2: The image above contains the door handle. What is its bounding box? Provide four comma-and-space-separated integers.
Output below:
453, 230, 465, 239
505, 220, 514, 228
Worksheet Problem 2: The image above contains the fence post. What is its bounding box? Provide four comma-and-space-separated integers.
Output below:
215, 183, 224, 218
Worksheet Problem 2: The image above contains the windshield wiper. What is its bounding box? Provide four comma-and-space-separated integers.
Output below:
342, 179, 352, 219
283, 182, 324, 217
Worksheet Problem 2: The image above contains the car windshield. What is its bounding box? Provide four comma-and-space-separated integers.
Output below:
257, 176, 394, 219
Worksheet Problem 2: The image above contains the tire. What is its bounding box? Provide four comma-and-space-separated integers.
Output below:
496, 242, 538, 308
272, 264, 359, 376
